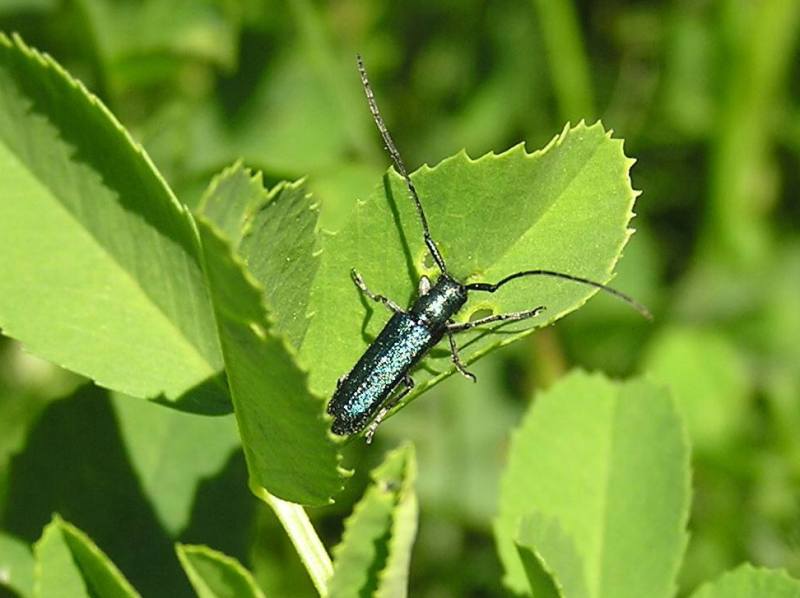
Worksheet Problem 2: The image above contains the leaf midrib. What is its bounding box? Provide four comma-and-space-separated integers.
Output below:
477, 131, 608, 283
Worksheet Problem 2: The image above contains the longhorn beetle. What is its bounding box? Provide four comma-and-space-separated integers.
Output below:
327, 55, 651, 442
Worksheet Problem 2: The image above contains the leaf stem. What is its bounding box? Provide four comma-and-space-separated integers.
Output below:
256, 487, 333, 596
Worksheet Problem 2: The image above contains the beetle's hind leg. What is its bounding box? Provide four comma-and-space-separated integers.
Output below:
446, 306, 546, 333
351, 268, 404, 314
447, 329, 476, 382
365, 375, 414, 444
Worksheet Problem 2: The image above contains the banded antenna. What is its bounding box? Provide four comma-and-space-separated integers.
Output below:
356, 54, 448, 275
466, 270, 652, 319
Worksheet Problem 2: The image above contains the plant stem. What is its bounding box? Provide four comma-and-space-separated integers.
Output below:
256, 487, 333, 597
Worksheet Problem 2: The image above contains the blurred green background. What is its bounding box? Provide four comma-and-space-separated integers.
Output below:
1, 0, 799, 596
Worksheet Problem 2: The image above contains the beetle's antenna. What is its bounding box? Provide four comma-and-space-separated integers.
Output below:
356, 54, 448, 275
466, 270, 652, 319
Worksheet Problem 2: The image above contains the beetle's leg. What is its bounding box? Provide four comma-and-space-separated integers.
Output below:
336, 375, 346, 390
446, 328, 476, 382
446, 306, 546, 333
351, 268, 404, 314
365, 375, 414, 444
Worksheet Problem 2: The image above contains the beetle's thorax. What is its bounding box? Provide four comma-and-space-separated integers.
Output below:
410, 274, 468, 327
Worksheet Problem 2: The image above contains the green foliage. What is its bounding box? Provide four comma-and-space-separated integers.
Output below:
1, 1, 800, 596
196, 219, 345, 505
111, 392, 241, 535
329, 444, 417, 598
0, 531, 34, 596
689, 564, 800, 598
300, 122, 638, 402
642, 327, 750, 453
34, 516, 140, 598
176, 544, 266, 598
496, 372, 690, 597
0, 33, 226, 411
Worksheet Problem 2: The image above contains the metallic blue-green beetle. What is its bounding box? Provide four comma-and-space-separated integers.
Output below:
327, 56, 650, 442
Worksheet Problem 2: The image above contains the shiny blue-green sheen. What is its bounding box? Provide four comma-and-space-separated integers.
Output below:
328, 275, 467, 435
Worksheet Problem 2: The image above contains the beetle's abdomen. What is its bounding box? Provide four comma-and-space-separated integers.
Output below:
328, 313, 435, 435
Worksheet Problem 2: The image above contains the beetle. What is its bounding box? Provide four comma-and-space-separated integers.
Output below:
327, 55, 651, 442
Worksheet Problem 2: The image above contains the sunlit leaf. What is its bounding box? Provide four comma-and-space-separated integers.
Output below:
300, 123, 640, 416
689, 564, 800, 598
495, 371, 690, 597
0, 33, 226, 411
34, 516, 140, 598
176, 543, 265, 598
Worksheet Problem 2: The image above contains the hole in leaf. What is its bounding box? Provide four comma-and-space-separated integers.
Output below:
422, 252, 435, 269
469, 308, 493, 322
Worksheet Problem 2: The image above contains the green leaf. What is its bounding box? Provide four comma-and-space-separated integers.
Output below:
689, 564, 800, 598
329, 444, 417, 598
200, 165, 321, 349
76, 0, 240, 72
300, 122, 640, 407
642, 326, 750, 453
378, 351, 518, 525
4, 384, 193, 596
0, 0, 54, 13
34, 516, 140, 598
495, 371, 690, 597
176, 544, 265, 598
0, 33, 227, 411
515, 512, 589, 598
111, 392, 241, 535
198, 162, 264, 247
196, 218, 345, 505
0, 531, 34, 597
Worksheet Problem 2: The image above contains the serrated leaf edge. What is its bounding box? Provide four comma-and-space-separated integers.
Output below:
0, 33, 225, 402
175, 543, 266, 598
33, 515, 141, 598
195, 216, 351, 484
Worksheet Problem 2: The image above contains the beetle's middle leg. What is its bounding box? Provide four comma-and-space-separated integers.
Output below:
447, 328, 477, 382
365, 375, 414, 444
351, 268, 404, 314
446, 306, 546, 333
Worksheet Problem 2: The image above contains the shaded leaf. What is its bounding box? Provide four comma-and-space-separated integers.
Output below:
515, 512, 589, 598
329, 444, 417, 598
176, 544, 265, 598
34, 515, 140, 598
0, 33, 226, 411
2, 384, 190, 597
200, 165, 321, 349
112, 392, 241, 535
495, 371, 690, 597
196, 219, 345, 505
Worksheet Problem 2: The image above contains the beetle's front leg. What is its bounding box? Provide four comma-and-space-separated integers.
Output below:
365, 375, 414, 444
351, 268, 404, 314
